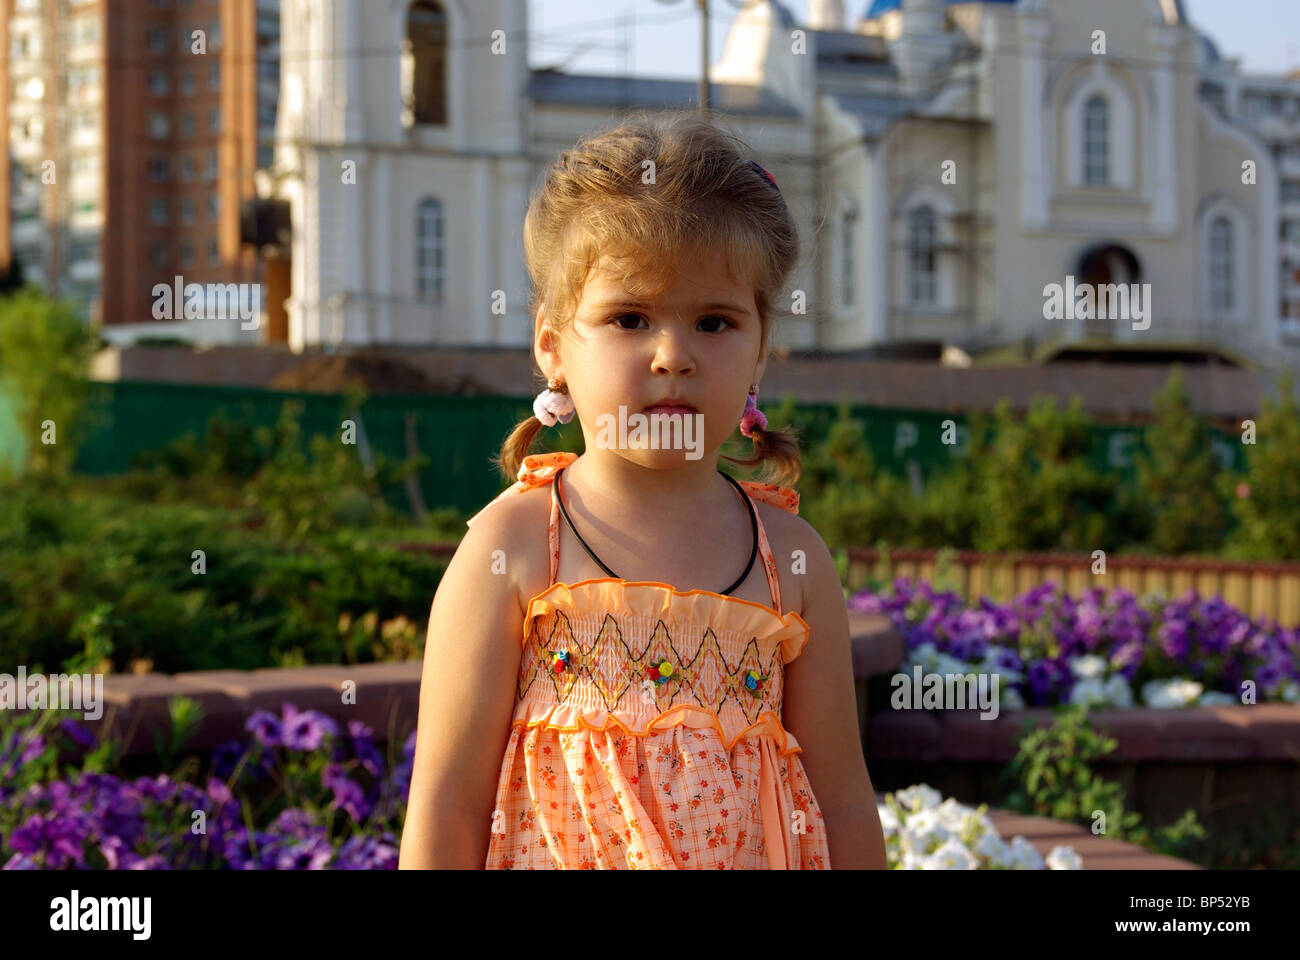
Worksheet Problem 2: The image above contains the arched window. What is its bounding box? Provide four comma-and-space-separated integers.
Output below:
840, 204, 857, 307
1083, 96, 1109, 185
404, 1, 446, 126
416, 197, 444, 301
908, 206, 936, 305
1209, 216, 1234, 313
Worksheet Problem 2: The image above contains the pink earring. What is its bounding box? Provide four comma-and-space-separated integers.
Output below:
739, 384, 767, 438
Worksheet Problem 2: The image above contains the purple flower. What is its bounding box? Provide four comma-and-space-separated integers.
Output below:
273, 808, 319, 838
18, 734, 46, 767
245, 710, 283, 748
346, 721, 383, 777
1158, 620, 1190, 660
280, 704, 339, 752
273, 835, 334, 870
335, 834, 399, 870
59, 719, 96, 750
10, 812, 91, 868
322, 763, 372, 823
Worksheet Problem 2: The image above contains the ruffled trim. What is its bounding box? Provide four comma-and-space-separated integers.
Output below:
466, 451, 799, 527
524, 578, 811, 665
508, 701, 805, 757
466, 452, 577, 528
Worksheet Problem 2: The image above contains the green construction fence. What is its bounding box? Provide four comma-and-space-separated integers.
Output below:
0, 380, 1249, 519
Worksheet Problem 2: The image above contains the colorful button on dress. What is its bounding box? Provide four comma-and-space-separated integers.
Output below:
465, 452, 830, 869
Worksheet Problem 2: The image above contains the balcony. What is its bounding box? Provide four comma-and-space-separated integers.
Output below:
1035, 311, 1272, 365
12, 217, 45, 246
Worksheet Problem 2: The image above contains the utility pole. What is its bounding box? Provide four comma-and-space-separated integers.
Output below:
654, 0, 751, 116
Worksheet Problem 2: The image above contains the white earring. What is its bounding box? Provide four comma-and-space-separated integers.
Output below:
533, 376, 575, 426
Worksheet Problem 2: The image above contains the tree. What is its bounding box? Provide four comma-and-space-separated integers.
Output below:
1225, 368, 1300, 561
974, 396, 1117, 553
1132, 365, 1227, 555
0, 288, 100, 479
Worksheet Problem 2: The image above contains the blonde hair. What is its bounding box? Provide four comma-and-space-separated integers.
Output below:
495, 110, 803, 487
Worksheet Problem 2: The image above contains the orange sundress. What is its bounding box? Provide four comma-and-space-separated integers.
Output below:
465, 452, 830, 869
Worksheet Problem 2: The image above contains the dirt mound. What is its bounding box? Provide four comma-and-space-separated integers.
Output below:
268, 353, 435, 394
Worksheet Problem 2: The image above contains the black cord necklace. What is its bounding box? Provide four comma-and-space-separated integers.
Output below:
553, 467, 760, 596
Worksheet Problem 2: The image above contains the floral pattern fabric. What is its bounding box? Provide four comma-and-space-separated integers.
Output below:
474, 453, 830, 869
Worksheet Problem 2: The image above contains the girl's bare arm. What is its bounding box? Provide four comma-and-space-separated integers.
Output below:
782, 521, 888, 869
399, 501, 528, 869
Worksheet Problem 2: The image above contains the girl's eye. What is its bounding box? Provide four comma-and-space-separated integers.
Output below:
611, 313, 735, 333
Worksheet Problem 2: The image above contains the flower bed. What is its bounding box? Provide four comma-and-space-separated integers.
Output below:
851, 578, 1300, 710
880, 784, 1080, 869
0, 704, 412, 869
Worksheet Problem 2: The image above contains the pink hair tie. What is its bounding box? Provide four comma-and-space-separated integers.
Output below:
740, 386, 767, 438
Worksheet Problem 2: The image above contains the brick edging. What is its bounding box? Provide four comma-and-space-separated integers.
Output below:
870, 703, 1300, 762
984, 810, 1201, 869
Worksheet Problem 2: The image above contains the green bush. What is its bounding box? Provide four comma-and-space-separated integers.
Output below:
0, 476, 447, 675
1132, 366, 1228, 556
0, 288, 100, 479
972, 396, 1119, 553
999, 704, 1206, 862
799, 401, 911, 551
1223, 368, 1300, 562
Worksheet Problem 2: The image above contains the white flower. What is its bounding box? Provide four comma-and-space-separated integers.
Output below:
933, 653, 976, 677
1068, 677, 1109, 709
1103, 674, 1133, 708
920, 838, 979, 869
1000, 687, 1026, 711
1069, 654, 1107, 680
901, 808, 953, 853
894, 784, 942, 814
1142, 678, 1203, 708
877, 804, 900, 835
1197, 690, 1239, 707
1046, 845, 1083, 870
910, 643, 939, 670
899, 847, 926, 870
973, 830, 1014, 868
1008, 835, 1045, 870
933, 797, 972, 833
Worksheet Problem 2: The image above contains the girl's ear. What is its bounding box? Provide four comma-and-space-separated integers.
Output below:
535, 305, 562, 377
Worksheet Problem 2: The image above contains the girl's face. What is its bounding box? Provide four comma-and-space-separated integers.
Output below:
538, 248, 766, 467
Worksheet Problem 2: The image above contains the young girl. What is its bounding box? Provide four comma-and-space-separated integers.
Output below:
400, 112, 887, 870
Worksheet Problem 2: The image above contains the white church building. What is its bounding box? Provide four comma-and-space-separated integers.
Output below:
261, 0, 1300, 370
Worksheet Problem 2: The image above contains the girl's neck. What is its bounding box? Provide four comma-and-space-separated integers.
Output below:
561, 451, 729, 520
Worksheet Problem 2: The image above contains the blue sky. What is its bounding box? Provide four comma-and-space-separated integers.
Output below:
529, 0, 1298, 79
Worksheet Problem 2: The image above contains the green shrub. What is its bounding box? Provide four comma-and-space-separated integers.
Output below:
1132, 366, 1228, 556
0, 475, 447, 674
0, 288, 100, 479
999, 704, 1206, 862
1223, 368, 1300, 562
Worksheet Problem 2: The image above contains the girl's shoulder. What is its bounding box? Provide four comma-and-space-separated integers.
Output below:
465, 452, 578, 529
737, 478, 799, 515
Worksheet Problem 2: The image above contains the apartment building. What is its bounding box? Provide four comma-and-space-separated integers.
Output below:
1, 0, 278, 333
